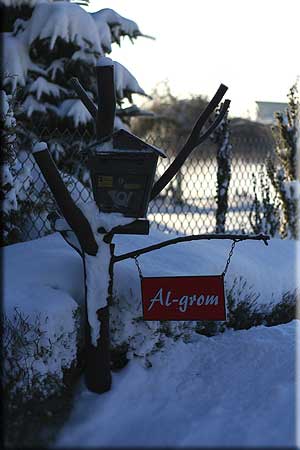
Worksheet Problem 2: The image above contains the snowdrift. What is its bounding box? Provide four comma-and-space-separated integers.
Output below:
56, 321, 298, 447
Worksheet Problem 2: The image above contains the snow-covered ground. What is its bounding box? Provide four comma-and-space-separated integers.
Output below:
56, 321, 297, 448
3, 230, 299, 447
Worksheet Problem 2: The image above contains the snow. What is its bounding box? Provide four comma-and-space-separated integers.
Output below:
1, 90, 16, 130
21, 1, 102, 57
96, 56, 113, 66
95, 139, 113, 152
84, 244, 111, 346
1, 89, 9, 116
284, 180, 300, 201
21, 94, 48, 116
56, 321, 298, 448
2, 33, 44, 89
29, 76, 67, 100
0, 0, 46, 5
46, 59, 66, 81
96, 20, 113, 54
2, 164, 17, 213
91, 8, 141, 40
114, 60, 147, 99
3, 228, 298, 446
114, 115, 129, 131
32, 141, 48, 153
78, 200, 135, 346
54, 217, 71, 232
71, 47, 99, 65
56, 97, 131, 126
57, 99, 92, 126
3, 234, 84, 390
78, 200, 134, 235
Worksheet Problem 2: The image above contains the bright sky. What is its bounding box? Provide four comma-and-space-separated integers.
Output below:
86, 0, 300, 118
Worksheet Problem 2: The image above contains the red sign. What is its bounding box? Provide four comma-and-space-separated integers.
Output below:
141, 275, 226, 321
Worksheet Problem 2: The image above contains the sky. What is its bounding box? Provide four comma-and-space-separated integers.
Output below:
85, 0, 300, 118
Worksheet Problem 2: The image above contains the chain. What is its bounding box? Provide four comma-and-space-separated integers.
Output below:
134, 256, 143, 281
222, 239, 239, 277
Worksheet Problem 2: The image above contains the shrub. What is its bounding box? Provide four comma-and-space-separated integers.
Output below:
2, 307, 83, 448
267, 82, 299, 239
249, 168, 281, 236
109, 277, 297, 368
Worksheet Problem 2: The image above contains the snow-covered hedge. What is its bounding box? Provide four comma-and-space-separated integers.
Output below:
3, 306, 82, 401
3, 233, 85, 401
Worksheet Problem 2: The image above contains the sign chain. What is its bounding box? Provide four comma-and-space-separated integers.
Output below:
134, 256, 143, 281
222, 239, 240, 277
135, 237, 251, 279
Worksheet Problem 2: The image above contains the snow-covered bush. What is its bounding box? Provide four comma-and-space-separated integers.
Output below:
266, 82, 300, 239
249, 169, 281, 237
108, 276, 297, 369
210, 108, 232, 233
3, 306, 82, 400
3, 306, 83, 447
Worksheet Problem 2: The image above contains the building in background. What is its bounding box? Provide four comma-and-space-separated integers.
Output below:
255, 101, 288, 124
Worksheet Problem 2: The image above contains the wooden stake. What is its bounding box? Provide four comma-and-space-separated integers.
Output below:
95, 60, 116, 142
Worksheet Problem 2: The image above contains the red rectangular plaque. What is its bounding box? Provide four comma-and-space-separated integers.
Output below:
141, 275, 226, 321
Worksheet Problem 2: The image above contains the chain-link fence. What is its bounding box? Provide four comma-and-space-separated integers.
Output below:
15, 126, 275, 241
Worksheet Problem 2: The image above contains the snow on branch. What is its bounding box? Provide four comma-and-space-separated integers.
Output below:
57, 99, 93, 126
21, 1, 102, 55
0, 0, 43, 6
114, 61, 148, 100
96, 21, 113, 54
29, 76, 67, 100
21, 95, 47, 116
2, 33, 45, 89
91, 8, 143, 44
47, 59, 66, 81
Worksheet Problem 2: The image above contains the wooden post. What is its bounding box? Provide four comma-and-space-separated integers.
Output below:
95, 57, 116, 142
33, 146, 113, 393
84, 303, 111, 393
84, 234, 114, 393
81, 57, 118, 392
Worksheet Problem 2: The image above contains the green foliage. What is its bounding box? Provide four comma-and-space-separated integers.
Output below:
225, 277, 263, 330
267, 82, 299, 238
249, 169, 281, 237
195, 277, 297, 336
264, 291, 297, 326
195, 320, 223, 337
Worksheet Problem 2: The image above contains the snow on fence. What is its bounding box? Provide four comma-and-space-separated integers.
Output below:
15, 129, 274, 241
